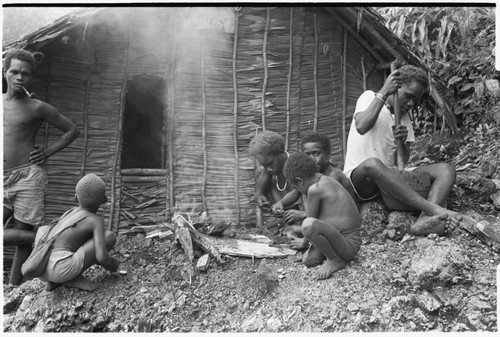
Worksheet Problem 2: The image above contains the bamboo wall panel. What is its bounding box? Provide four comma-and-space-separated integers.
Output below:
298, 10, 346, 165
344, 32, 384, 141
34, 53, 88, 224
262, 7, 297, 137
287, 8, 306, 153
315, 13, 344, 166
25, 7, 390, 233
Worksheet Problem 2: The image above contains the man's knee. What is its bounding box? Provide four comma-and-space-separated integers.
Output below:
359, 158, 387, 175
437, 162, 456, 181
419, 162, 456, 183
301, 217, 318, 237
104, 231, 117, 249
4, 207, 13, 224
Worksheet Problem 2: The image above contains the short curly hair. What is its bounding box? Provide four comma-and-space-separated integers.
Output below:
3, 49, 37, 72
249, 130, 285, 157
283, 152, 319, 182
399, 65, 429, 91
76, 173, 106, 208
301, 132, 331, 154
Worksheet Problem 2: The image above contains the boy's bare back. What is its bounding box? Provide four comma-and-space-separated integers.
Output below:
52, 213, 105, 252
306, 175, 361, 232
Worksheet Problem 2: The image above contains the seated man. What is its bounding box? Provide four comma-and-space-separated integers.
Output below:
37, 174, 120, 291
283, 153, 362, 279
343, 64, 461, 235
272, 132, 359, 224
249, 130, 294, 211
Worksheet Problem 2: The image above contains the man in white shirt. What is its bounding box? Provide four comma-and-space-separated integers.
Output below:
344, 65, 460, 236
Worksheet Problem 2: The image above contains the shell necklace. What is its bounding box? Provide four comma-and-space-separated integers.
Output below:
276, 151, 289, 192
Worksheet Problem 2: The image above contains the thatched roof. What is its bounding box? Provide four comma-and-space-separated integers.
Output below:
3, 6, 457, 132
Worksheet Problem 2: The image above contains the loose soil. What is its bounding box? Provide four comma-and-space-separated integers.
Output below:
3, 212, 499, 332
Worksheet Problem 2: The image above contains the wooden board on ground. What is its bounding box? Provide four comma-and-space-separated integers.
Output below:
145, 229, 174, 240
461, 212, 500, 253
202, 235, 297, 258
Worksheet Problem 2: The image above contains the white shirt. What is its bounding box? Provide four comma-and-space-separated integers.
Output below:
343, 90, 415, 173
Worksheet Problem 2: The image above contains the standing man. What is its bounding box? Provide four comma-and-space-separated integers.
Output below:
343, 65, 460, 236
3, 49, 80, 285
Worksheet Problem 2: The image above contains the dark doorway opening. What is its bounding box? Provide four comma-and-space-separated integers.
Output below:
121, 75, 166, 169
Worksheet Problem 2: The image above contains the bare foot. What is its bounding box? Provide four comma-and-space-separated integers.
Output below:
283, 225, 303, 238
294, 252, 303, 263
317, 258, 346, 280
45, 281, 60, 291
410, 213, 447, 236
302, 245, 325, 267
62, 275, 96, 292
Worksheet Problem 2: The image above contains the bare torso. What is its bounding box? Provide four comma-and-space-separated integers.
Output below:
307, 175, 361, 232
3, 95, 44, 170
53, 215, 100, 252
270, 173, 292, 201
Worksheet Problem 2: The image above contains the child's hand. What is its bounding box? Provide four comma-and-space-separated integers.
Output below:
284, 210, 306, 224
271, 202, 284, 216
256, 195, 270, 208
289, 237, 308, 250
105, 257, 120, 272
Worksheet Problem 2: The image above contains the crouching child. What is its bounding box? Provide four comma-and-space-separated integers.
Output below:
283, 153, 362, 279
36, 173, 120, 291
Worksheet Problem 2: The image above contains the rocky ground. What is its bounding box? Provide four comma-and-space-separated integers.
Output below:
3, 133, 500, 333
3, 193, 499, 332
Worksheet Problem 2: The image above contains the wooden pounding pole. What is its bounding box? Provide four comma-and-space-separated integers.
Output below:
390, 60, 405, 171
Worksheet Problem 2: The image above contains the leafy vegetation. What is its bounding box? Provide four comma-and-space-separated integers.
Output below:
377, 7, 499, 130
377, 7, 499, 179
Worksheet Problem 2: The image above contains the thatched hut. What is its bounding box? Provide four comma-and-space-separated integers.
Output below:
3, 6, 456, 233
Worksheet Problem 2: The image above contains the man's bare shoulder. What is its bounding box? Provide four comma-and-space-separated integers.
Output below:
324, 164, 344, 179
32, 98, 58, 114
3, 96, 54, 114
310, 175, 340, 193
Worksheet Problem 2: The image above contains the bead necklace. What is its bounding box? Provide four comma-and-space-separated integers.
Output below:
276, 151, 289, 192
276, 177, 287, 192
315, 173, 323, 187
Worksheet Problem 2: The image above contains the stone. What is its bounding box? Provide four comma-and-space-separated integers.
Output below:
266, 316, 282, 332
473, 269, 496, 285
360, 201, 389, 240
490, 191, 500, 209
455, 171, 497, 203
468, 295, 493, 311
415, 290, 443, 313
380, 295, 415, 316
93, 313, 110, 330
241, 310, 265, 332
432, 287, 463, 308
19, 294, 34, 311
464, 310, 487, 330
386, 211, 417, 240
491, 179, 500, 189
3, 288, 25, 314
407, 238, 470, 290
195, 254, 211, 272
